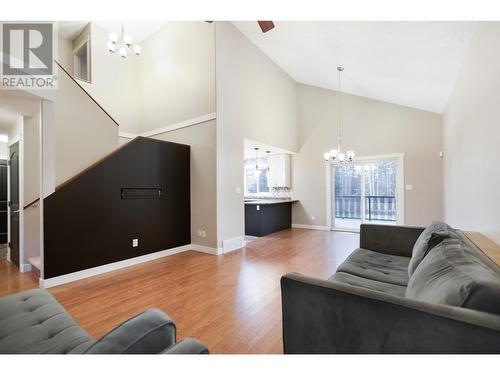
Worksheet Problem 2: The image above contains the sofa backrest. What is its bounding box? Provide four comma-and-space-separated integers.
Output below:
406, 230, 500, 315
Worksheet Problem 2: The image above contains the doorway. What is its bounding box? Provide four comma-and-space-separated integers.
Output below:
9, 142, 20, 267
330, 154, 404, 232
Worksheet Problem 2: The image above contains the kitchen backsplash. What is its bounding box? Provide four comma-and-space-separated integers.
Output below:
246, 187, 291, 199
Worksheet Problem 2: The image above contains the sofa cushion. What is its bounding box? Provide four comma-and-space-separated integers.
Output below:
408, 221, 454, 277
0, 289, 94, 354
329, 272, 407, 296
406, 238, 500, 315
337, 248, 410, 286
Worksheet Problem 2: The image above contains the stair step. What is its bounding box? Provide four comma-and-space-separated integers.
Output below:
28, 256, 41, 270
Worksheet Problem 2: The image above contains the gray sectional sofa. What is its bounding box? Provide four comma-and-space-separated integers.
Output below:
281, 223, 500, 353
0, 288, 208, 354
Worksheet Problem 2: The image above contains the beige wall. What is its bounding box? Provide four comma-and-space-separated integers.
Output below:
153, 121, 217, 248
57, 34, 74, 74
215, 22, 298, 248
78, 24, 140, 133
293, 83, 443, 227
23, 114, 41, 262
443, 22, 500, 244
57, 22, 215, 135
54, 64, 118, 185
138, 22, 215, 133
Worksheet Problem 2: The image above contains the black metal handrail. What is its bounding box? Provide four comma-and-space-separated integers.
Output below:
335, 195, 396, 222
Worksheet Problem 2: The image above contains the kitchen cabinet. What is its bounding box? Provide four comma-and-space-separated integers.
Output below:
245, 201, 293, 237
267, 154, 290, 188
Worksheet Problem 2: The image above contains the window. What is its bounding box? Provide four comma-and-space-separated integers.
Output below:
330, 155, 404, 231
244, 158, 269, 195
73, 39, 91, 82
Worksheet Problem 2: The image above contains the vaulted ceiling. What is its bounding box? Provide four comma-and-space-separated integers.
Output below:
233, 21, 477, 113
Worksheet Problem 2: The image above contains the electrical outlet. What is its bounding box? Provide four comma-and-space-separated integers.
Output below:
198, 230, 202, 237
202, 230, 206, 238
311, 215, 315, 221
132, 238, 138, 247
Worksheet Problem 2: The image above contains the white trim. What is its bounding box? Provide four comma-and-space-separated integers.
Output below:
118, 131, 138, 139
292, 223, 330, 231
140, 113, 216, 138
221, 236, 245, 253
19, 263, 32, 272
191, 244, 222, 255
40, 243, 220, 288
116, 113, 217, 140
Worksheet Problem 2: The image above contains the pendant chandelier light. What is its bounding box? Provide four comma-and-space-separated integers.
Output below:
323, 66, 355, 163
254, 147, 260, 169
107, 22, 142, 59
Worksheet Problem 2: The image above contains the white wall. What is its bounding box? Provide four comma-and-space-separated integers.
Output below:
215, 22, 298, 248
57, 34, 74, 74
54, 64, 119, 185
23, 113, 41, 262
293, 83, 443, 227
443, 22, 500, 244
138, 22, 215, 133
153, 120, 217, 248
77, 23, 139, 134
0, 142, 7, 159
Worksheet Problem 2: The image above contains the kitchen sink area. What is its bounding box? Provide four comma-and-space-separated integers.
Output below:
244, 139, 298, 237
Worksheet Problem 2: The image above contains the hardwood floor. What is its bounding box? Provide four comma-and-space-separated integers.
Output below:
1, 228, 358, 353
0, 259, 38, 297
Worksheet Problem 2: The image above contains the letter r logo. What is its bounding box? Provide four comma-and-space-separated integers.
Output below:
2, 23, 53, 76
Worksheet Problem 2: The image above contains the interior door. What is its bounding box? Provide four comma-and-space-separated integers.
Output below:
9, 142, 20, 267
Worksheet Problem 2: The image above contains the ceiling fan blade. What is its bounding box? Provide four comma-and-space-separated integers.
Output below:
257, 21, 275, 33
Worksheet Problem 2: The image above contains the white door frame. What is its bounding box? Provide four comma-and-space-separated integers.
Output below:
326, 153, 405, 232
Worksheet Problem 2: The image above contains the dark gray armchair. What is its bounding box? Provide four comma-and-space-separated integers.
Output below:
0, 288, 208, 354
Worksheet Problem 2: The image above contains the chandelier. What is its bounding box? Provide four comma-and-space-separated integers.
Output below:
323, 66, 355, 163
107, 23, 141, 58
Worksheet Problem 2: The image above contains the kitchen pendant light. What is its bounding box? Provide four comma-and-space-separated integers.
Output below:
254, 147, 260, 170
323, 67, 355, 163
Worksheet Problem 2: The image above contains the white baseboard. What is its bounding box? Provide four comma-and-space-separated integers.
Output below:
41, 244, 192, 288
191, 244, 221, 255
19, 263, 32, 273
292, 223, 330, 231
40, 243, 222, 288
222, 236, 245, 253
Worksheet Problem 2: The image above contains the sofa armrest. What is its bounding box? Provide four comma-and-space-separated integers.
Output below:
281, 273, 500, 353
84, 309, 176, 354
162, 338, 209, 354
359, 224, 425, 256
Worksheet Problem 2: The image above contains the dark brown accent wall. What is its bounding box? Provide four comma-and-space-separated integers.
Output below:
43, 137, 190, 278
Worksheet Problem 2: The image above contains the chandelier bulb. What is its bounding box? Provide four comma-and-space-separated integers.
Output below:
118, 47, 128, 58
133, 45, 142, 56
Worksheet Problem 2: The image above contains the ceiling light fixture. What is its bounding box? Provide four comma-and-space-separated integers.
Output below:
107, 22, 141, 58
254, 147, 260, 170
323, 67, 355, 163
